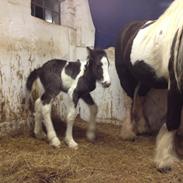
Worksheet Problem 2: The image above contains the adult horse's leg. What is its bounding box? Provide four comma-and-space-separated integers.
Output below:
119, 80, 149, 140
81, 94, 98, 142
132, 87, 150, 135
121, 92, 136, 140
40, 93, 61, 148
115, 63, 137, 140
115, 20, 149, 140
64, 93, 78, 149
34, 98, 46, 140
120, 82, 150, 139
155, 85, 182, 172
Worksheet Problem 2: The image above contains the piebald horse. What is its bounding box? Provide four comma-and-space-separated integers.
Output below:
26, 47, 111, 149
115, 0, 183, 172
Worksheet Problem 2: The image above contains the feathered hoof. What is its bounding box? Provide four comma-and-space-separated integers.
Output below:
157, 166, 172, 173
155, 156, 178, 173
34, 131, 47, 140
120, 129, 136, 141
86, 131, 96, 142
137, 124, 151, 136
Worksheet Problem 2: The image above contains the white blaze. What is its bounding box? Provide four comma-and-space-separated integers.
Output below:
101, 56, 110, 83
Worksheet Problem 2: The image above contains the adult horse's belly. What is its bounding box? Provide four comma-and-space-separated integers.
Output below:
130, 25, 169, 88
131, 60, 168, 89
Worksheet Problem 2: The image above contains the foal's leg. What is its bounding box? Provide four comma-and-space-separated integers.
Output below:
155, 87, 182, 172
64, 94, 78, 149
81, 94, 98, 141
34, 98, 46, 140
40, 93, 61, 148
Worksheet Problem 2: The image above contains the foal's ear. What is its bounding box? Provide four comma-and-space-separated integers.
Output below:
86, 47, 93, 55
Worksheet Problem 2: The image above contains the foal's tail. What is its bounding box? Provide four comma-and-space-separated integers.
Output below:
25, 68, 41, 110
26, 68, 41, 92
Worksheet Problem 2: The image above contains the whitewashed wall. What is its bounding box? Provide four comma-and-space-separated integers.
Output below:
61, 0, 95, 60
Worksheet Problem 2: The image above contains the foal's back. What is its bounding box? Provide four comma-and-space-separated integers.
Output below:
38, 59, 83, 94
41, 59, 67, 74
38, 59, 67, 94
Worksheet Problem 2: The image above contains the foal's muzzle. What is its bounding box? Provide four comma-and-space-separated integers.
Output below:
102, 81, 111, 88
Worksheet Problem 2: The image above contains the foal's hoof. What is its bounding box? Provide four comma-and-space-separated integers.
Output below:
155, 156, 178, 173
49, 137, 61, 148
34, 131, 47, 140
86, 131, 96, 142
64, 138, 78, 150
69, 143, 78, 150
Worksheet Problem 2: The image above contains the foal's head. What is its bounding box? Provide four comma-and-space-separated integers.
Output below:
87, 47, 111, 88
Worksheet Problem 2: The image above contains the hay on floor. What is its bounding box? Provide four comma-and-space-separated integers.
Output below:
0, 118, 183, 183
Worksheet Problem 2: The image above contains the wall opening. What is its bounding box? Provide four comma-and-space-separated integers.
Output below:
31, 0, 61, 25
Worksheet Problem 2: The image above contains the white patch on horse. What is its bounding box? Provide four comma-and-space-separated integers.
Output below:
101, 56, 111, 84
68, 60, 87, 98
41, 102, 61, 148
34, 98, 46, 140
86, 104, 98, 141
61, 63, 75, 90
33, 78, 45, 94
130, 23, 167, 78
25, 77, 45, 110
31, 79, 45, 140
130, 1, 183, 80
154, 124, 178, 171
64, 99, 78, 149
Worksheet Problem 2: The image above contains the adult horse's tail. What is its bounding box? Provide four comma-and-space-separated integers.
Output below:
174, 29, 183, 92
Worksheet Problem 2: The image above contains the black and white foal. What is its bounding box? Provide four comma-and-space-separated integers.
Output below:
26, 47, 111, 149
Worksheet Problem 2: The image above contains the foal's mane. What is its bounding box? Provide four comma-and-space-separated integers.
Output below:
87, 48, 106, 61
